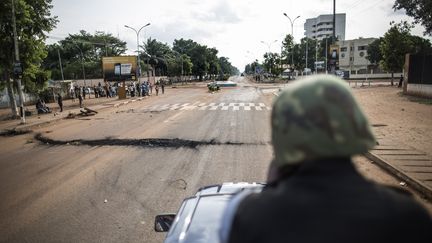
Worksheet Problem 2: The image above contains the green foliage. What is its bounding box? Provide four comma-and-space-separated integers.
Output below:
281, 34, 294, 66
366, 38, 383, 65
173, 38, 219, 80
409, 35, 432, 54
0, 0, 57, 94
244, 60, 262, 74
43, 31, 127, 80
263, 52, 281, 75
219, 57, 239, 77
290, 38, 320, 71
380, 21, 414, 74
393, 0, 432, 35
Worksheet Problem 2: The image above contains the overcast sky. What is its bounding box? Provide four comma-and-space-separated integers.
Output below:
48, 0, 430, 71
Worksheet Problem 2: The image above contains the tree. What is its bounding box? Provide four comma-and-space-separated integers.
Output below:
44, 32, 121, 80
0, 0, 57, 116
206, 48, 220, 77
219, 57, 239, 79
380, 21, 413, 85
141, 38, 173, 76
44, 31, 127, 80
409, 35, 432, 54
263, 52, 281, 75
393, 0, 432, 35
292, 38, 319, 73
172, 38, 237, 80
281, 34, 294, 68
366, 38, 383, 65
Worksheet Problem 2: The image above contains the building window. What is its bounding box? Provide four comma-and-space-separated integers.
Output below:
358, 46, 367, 51
341, 53, 345, 58
350, 57, 354, 62
340, 47, 347, 52
350, 47, 353, 51
359, 52, 365, 57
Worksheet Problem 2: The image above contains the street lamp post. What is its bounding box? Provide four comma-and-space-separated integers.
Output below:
283, 13, 300, 72
124, 23, 151, 82
261, 40, 277, 74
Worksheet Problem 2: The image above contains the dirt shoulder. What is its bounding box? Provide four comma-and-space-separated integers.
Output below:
352, 85, 432, 155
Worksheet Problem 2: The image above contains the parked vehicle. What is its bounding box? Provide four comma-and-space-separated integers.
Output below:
154, 182, 264, 243
207, 81, 220, 91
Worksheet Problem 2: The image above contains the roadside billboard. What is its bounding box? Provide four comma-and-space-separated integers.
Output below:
102, 56, 137, 81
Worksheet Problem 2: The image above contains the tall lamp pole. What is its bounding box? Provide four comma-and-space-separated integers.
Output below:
261, 40, 277, 74
11, 0, 25, 123
124, 23, 151, 82
283, 13, 300, 71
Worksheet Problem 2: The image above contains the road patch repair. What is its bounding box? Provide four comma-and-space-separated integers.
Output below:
0, 129, 32, 137
34, 133, 268, 149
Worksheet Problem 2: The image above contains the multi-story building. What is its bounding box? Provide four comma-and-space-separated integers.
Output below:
304, 13, 346, 41
337, 37, 376, 74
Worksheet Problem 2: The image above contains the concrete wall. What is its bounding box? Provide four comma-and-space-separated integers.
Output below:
348, 72, 403, 80
0, 89, 39, 108
406, 84, 432, 98
404, 53, 432, 98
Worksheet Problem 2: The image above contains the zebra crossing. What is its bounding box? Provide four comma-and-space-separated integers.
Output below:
140, 102, 271, 112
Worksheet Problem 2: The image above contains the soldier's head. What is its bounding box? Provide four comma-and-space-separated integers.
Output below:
271, 75, 376, 170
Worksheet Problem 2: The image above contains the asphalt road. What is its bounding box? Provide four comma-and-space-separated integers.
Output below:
1, 76, 430, 243
0, 76, 273, 243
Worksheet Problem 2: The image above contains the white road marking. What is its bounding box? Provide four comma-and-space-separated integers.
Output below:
147, 102, 270, 112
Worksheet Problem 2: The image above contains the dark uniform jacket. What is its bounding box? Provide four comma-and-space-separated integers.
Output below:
228, 158, 432, 243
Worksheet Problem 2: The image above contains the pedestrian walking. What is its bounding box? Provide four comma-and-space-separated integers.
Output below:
398, 74, 404, 88
70, 89, 75, 102
78, 92, 83, 108
155, 84, 159, 96
136, 82, 141, 97
82, 86, 86, 99
57, 93, 63, 112
149, 82, 153, 94
161, 82, 165, 94
220, 75, 432, 243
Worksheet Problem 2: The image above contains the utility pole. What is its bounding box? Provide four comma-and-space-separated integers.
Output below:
305, 39, 308, 75
315, 40, 318, 74
12, 0, 25, 124
325, 38, 328, 74
333, 0, 336, 41
57, 47, 65, 81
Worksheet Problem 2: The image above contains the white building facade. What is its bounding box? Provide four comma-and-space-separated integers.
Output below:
337, 37, 376, 74
304, 13, 346, 41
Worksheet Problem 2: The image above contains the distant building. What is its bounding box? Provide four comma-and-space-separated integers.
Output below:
337, 37, 376, 74
304, 13, 346, 41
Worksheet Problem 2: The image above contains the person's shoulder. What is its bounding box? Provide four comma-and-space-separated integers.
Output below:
374, 183, 431, 217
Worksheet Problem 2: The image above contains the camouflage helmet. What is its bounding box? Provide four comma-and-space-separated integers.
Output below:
271, 75, 376, 167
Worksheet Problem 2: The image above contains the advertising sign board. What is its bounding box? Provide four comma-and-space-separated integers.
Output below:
102, 56, 137, 81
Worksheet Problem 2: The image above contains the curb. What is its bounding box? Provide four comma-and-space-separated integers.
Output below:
0, 98, 143, 133
365, 152, 432, 200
